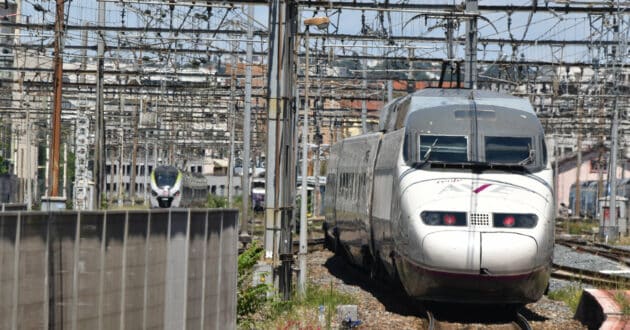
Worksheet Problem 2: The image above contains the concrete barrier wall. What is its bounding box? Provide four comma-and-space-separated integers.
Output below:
0, 208, 238, 330
0, 175, 20, 203
0, 204, 27, 212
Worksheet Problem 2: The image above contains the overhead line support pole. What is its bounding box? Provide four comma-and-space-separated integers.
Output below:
265, 0, 297, 301
49, 0, 64, 197
464, 0, 478, 89
241, 5, 254, 238
94, 0, 106, 209
298, 25, 310, 298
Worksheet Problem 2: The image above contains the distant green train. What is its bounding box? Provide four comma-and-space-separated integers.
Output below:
149, 165, 208, 208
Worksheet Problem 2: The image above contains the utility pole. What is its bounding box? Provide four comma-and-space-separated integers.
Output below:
94, 0, 106, 208
361, 40, 367, 134
130, 97, 139, 205
313, 47, 323, 217
265, 0, 297, 300
574, 96, 583, 218
13, 0, 31, 209
299, 24, 311, 297
63, 143, 67, 198
241, 5, 254, 238
48, 0, 64, 197
408, 48, 415, 92
299, 15, 330, 297
607, 6, 624, 238
464, 0, 479, 89
227, 27, 237, 207
118, 85, 125, 206
143, 104, 149, 205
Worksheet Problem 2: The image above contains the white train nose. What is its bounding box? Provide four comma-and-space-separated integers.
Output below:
422, 231, 537, 275
480, 232, 538, 275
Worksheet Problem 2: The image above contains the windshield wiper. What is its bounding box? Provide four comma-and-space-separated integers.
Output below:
422, 138, 439, 162
517, 143, 535, 166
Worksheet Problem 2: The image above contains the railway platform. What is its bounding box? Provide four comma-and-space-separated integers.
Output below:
576, 289, 630, 329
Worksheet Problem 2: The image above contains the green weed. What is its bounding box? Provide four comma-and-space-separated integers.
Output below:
547, 284, 584, 313
613, 291, 630, 315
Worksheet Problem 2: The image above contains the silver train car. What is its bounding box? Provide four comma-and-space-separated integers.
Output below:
150, 165, 208, 208
324, 89, 555, 304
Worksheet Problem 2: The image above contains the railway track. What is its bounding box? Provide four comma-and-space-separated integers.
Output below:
551, 262, 630, 288
514, 312, 532, 330
556, 236, 630, 264
423, 308, 532, 330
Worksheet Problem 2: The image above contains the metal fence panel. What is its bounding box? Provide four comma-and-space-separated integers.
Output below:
124, 211, 150, 330
0, 211, 18, 330
186, 210, 208, 330
204, 210, 224, 330
76, 211, 105, 330
19, 212, 49, 329
0, 209, 238, 330
219, 211, 238, 330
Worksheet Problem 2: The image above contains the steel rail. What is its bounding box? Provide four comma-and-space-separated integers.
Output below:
552, 262, 630, 287
514, 312, 532, 330
425, 310, 437, 330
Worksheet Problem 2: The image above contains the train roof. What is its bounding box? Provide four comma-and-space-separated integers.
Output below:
407, 88, 535, 114
379, 88, 538, 133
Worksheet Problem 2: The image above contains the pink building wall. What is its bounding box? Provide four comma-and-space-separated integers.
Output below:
556, 162, 630, 209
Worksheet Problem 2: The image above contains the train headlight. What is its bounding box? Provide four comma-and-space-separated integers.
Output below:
421, 211, 467, 226
151, 190, 158, 197
492, 213, 538, 228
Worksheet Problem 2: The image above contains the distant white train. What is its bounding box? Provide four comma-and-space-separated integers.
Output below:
150, 165, 208, 208
324, 89, 555, 304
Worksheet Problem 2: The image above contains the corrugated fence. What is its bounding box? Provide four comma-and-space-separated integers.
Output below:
0, 209, 238, 330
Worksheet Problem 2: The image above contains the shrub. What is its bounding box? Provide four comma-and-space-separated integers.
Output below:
237, 242, 269, 327
207, 194, 228, 208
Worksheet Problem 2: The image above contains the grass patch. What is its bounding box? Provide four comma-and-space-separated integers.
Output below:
613, 291, 630, 315
613, 236, 630, 246
244, 281, 357, 329
565, 219, 598, 235
547, 284, 584, 313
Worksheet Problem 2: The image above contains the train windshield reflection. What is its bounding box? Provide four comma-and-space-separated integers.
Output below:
418, 135, 468, 163
485, 137, 533, 164
155, 168, 179, 186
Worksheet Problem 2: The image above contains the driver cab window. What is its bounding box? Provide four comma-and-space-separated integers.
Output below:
485, 137, 533, 164
418, 135, 468, 163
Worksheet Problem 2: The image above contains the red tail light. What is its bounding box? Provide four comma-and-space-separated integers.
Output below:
502, 215, 516, 227
443, 214, 457, 225
493, 213, 538, 228
421, 211, 466, 226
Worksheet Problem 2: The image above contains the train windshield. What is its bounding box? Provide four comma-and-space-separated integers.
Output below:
155, 168, 179, 186
408, 133, 538, 171
485, 137, 533, 165
418, 135, 468, 163
252, 181, 265, 189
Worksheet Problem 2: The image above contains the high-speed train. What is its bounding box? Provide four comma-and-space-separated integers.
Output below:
323, 89, 554, 304
150, 165, 209, 208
